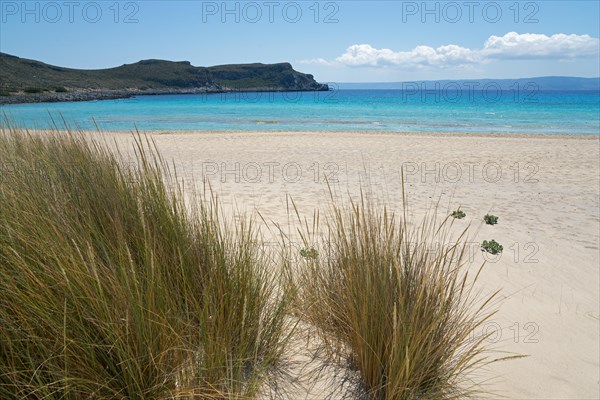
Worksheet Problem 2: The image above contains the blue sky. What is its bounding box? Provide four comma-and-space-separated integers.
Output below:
1, 0, 599, 82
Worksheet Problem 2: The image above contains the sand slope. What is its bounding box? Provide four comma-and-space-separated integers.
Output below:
100, 130, 599, 399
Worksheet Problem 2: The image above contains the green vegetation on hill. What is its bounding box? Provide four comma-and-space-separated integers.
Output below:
0, 52, 328, 101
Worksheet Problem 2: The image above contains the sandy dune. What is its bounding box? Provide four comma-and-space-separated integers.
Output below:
98, 130, 599, 399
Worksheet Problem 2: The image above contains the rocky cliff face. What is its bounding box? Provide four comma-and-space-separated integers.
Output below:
0, 53, 329, 104
206, 62, 328, 91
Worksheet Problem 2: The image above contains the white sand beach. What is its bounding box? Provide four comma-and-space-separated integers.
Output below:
98, 130, 600, 399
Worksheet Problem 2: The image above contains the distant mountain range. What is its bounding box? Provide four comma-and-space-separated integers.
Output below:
0, 53, 328, 104
336, 77, 600, 91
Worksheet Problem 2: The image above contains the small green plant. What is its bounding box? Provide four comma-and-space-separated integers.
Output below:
0, 88, 16, 96
23, 86, 43, 94
482, 239, 503, 255
54, 86, 68, 93
451, 209, 466, 219
300, 247, 318, 259
484, 214, 498, 225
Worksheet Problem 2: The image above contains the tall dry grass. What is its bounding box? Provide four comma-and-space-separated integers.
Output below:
0, 125, 294, 399
0, 122, 506, 399
291, 192, 499, 399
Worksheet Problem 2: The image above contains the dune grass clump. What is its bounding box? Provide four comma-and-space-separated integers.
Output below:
294, 195, 499, 399
0, 126, 293, 399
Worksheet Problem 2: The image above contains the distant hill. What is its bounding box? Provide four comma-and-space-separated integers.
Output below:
0, 53, 328, 104
336, 77, 600, 91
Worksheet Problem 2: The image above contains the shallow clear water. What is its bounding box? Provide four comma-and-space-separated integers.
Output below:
1, 89, 599, 134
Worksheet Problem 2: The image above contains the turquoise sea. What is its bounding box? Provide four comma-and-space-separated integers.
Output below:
1, 89, 599, 135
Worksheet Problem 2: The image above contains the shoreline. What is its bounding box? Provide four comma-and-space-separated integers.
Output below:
21, 128, 600, 140
139, 129, 600, 139
0, 87, 330, 105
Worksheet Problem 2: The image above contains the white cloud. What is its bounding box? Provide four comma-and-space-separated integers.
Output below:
330, 32, 599, 68
298, 57, 335, 66
482, 32, 600, 59
336, 44, 478, 67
